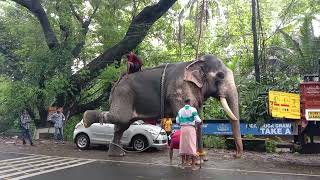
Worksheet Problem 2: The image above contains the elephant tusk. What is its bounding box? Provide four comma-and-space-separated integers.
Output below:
220, 97, 238, 121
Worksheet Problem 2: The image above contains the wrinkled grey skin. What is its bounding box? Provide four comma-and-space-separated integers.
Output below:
83, 54, 243, 157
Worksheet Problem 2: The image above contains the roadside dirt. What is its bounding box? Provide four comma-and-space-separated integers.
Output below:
1, 136, 320, 175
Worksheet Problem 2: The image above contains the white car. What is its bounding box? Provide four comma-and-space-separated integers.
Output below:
73, 120, 168, 151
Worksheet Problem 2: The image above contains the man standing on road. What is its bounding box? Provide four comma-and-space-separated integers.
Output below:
176, 98, 202, 170
49, 108, 65, 144
20, 110, 34, 146
161, 117, 172, 137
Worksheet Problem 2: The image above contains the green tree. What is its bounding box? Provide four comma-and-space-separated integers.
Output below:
0, 0, 177, 128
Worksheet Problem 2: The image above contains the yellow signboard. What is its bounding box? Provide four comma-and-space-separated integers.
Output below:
268, 91, 300, 119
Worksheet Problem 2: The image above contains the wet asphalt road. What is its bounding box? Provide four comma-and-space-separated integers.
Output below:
0, 151, 319, 180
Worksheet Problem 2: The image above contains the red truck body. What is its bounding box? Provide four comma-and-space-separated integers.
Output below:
300, 82, 320, 127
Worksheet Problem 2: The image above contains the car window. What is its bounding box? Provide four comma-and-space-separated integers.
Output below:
132, 120, 145, 125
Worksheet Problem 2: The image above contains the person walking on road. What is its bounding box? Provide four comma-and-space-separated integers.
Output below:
169, 130, 181, 163
176, 98, 202, 170
49, 108, 66, 144
20, 110, 34, 146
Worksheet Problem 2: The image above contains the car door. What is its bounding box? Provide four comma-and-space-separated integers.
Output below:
121, 125, 132, 145
104, 123, 115, 142
90, 123, 109, 143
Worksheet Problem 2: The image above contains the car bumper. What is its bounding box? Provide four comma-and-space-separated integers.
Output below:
73, 129, 79, 142
151, 141, 167, 149
151, 135, 168, 149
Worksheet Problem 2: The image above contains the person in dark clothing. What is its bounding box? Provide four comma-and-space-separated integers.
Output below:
111, 51, 143, 93
20, 110, 34, 146
126, 51, 143, 75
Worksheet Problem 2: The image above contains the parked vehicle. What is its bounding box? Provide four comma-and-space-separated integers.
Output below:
73, 120, 168, 151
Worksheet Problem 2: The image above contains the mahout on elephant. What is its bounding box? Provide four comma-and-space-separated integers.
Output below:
83, 54, 243, 158
126, 51, 143, 74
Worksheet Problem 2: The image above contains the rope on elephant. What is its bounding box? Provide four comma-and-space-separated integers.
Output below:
160, 63, 169, 119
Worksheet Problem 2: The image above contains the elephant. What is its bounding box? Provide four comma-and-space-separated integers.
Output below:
83, 54, 243, 158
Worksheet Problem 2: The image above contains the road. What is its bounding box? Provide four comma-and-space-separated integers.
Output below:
0, 151, 319, 180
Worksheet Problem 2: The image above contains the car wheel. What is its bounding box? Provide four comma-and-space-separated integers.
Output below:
76, 134, 90, 150
131, 135, 149, 151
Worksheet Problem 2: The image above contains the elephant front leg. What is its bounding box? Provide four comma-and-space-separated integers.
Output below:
108, 124, 128, 157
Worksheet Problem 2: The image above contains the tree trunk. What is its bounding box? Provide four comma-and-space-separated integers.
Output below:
37, 105, 49, 128
251, 0, 260, 82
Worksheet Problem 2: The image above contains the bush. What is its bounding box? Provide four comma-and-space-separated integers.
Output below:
64, 115, 82, 141
265, 138, 277, 153
244, 134, 254, 139
203, 135, 226, 149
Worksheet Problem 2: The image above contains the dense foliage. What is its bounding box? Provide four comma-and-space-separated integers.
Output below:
0, 0, 320, 132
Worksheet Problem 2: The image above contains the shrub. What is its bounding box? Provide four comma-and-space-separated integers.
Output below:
203, 135, 226, 149
64, 115, 82, 141
244, 134, 254, 139
265, 138, 277, 153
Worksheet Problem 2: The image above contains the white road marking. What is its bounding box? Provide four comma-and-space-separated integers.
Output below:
0, 155, 40, 163
0, 157, 73, 174
0, 156, 63, 170
0, 156, 51, 166
0, 159, 89, 179
12, 160, 95, 180
0, 152, 95, 179
0, 151, 319, 178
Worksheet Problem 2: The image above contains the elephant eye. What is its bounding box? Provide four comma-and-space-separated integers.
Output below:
217, 72, 225, 79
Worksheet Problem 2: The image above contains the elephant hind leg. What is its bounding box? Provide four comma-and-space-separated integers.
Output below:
83, 110, 101, 128
108, 124, 130, 157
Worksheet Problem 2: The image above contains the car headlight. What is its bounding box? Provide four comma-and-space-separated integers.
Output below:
75, 122, 82, 129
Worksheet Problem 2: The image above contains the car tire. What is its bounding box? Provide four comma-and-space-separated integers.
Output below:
76, 134, 90, 150
131, 135, 149, 151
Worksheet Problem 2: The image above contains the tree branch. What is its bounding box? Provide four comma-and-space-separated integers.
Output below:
70, 0, 177, 90
71, 0, 101, 58
86, 1, 100, 25
12, 0, 59, 49
67, 0, 84, 25
55, 2, 70, 43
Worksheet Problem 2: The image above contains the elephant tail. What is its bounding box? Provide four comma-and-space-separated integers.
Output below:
83, 110, 109, 128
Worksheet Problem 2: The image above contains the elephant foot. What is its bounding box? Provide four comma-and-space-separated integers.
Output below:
108, 143, 126, 157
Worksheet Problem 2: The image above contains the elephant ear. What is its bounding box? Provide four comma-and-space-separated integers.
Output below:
184, 60, 205, 88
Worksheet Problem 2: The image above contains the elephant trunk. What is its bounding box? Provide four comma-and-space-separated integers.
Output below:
220, 83, 243, 158
83, 110, 109, 128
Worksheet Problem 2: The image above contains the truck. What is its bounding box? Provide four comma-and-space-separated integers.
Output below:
294, 75, 320, 153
